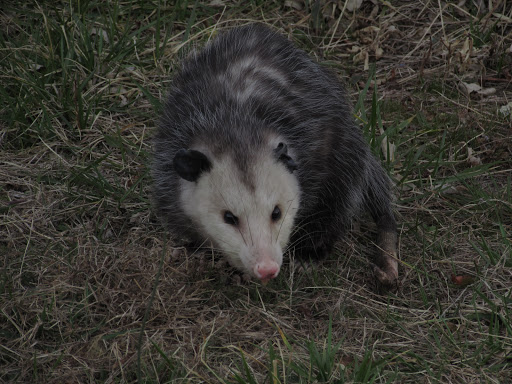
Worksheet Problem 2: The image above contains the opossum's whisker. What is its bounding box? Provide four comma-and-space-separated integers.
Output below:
291, 224, 329, 237
286, 234, 326, 250
206, 238, 239, 256
212, 177, 230, 210
189, 237, 211, 254
214, 177, 249, 247
236, 181, 254, 247
275, 193, 299, 244
285, 229, 330, 251
236, 226, 248, 247
176, 224, 204, 243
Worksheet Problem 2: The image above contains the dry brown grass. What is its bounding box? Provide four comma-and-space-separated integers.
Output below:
1, 1, 511, 383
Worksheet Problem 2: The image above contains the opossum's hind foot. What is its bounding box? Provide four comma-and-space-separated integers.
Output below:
373, 216, 399, 287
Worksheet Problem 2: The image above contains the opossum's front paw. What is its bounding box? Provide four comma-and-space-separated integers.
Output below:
231, 272, 252, 285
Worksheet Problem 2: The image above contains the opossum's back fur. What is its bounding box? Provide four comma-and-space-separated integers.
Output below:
153, 24, 392, 251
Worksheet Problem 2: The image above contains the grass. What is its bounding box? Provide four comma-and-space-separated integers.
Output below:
1, 0, 511, 383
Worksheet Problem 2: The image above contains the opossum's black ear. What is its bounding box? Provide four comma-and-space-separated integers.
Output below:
173, 149, 212, 182
274, 142, 297, 173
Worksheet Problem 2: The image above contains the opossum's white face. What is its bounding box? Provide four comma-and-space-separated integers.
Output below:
176, 143, 300, 283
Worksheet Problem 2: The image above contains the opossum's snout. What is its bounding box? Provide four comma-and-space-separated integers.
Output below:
238, 242, 283, 284
254, 259, 280, 283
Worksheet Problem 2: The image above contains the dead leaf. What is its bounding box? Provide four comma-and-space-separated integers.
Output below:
346, 0, 363, 12
340, 354, 355, 367
477, 87, 496, 96
462, 82, 481, 94
380, 135, 395, 162
459, 37, 472, 61
90, 27, 109, 43
445, 321, 459, 332
353, 49, 367, 65
437, 183, 461, 195
29, 63, 43, 71
467, 147, 482, 166
284, 0, 302, 10
499, 102, 512, 117
451, 274, 475, 287
375, 46, 384, 60
461, 82, 496, 97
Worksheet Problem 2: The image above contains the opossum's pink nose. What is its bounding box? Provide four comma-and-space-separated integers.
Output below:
254, 261, 279, 283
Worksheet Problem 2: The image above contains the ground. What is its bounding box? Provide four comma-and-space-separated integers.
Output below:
1, 1, 511, 383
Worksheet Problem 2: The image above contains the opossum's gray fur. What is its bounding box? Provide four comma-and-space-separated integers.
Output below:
152, 24, 398, 284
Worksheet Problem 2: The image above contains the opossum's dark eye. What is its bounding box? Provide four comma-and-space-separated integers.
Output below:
271, 206, 281, 222
223, 211, 239, 226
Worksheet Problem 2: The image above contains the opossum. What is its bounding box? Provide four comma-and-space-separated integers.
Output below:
152, 24, 398, 285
